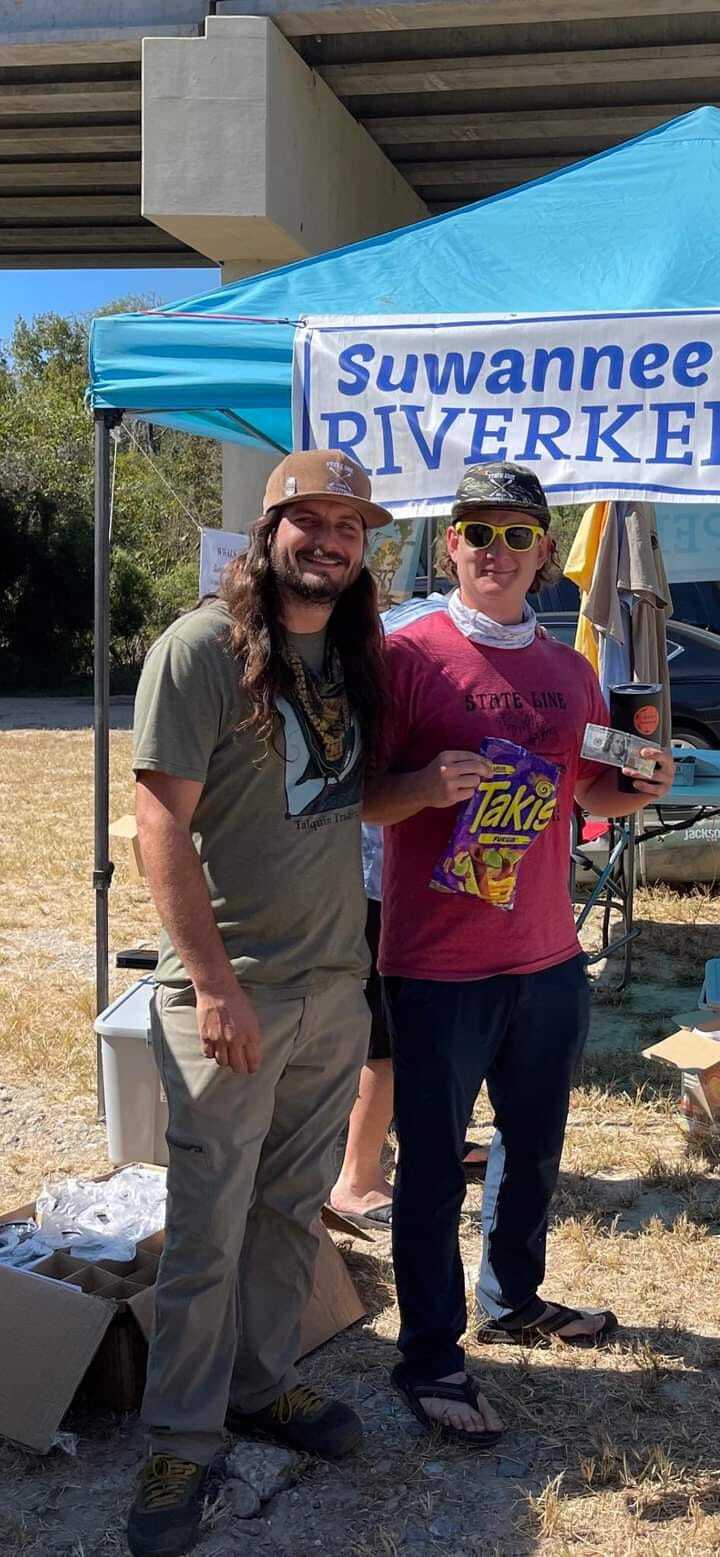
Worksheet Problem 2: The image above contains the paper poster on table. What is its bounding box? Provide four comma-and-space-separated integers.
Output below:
293, 310, 720, 517
366, 519, 425, 610
199, 527, 249, 597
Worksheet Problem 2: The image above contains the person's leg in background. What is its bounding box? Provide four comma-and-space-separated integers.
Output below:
331, 899, 394, 1223
330, 1057, 394, 1219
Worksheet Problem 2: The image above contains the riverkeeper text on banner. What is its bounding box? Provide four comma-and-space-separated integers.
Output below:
293, 311, 720, 516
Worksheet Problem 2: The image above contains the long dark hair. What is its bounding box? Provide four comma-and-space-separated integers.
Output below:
219, 512, 387, 771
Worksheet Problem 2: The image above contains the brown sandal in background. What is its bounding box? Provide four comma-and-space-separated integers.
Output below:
478, 1298, 618, 1348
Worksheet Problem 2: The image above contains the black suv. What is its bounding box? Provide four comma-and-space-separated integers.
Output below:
536, 609, 720, 748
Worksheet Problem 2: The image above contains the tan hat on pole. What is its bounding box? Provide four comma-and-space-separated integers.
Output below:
263, 450, 393, 531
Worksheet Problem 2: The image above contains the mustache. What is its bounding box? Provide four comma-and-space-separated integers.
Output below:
269, 539, 360, 602
298, 548, 347, 564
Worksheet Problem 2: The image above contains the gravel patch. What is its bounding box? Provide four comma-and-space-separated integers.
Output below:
0, 929, 96, 980
0, 697, 134, 732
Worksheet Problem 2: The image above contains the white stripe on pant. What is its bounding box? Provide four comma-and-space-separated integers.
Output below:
142, 975, 370, 1464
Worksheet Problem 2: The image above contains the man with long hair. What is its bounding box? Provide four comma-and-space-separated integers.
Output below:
365, 461, 674, 1448
127, 451, 390, 1557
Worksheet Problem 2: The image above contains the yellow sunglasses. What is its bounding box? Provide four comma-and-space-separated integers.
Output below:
453, 518, 545, 552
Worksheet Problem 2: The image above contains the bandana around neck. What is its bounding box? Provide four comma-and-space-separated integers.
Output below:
447, 587, 538, 650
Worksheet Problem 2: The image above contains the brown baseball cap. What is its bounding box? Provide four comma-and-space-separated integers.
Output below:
263, 450, 392, 531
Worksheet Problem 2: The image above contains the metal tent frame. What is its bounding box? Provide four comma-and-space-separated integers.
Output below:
93, 410, 119, 1113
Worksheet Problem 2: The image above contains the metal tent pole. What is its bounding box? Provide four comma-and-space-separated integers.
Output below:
93, 409, 118, 1119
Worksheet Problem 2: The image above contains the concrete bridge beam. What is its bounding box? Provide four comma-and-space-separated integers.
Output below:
141, 14, 427, 273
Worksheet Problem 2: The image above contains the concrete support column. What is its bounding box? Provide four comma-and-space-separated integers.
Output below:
220, 261, 279, 532
221, 445, 278, 532
142, 17, 426, 528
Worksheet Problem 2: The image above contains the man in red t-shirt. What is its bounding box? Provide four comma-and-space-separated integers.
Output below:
366, 462, 674, 1446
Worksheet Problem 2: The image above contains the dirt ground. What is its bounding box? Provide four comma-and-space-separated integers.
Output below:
1, 705, 720, 1557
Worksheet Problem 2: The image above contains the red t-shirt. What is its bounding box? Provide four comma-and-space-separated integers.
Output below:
378, 612, 609, 982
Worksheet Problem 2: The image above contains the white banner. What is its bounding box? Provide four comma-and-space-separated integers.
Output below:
294, 310, 720, 516
199, 527, 249, 597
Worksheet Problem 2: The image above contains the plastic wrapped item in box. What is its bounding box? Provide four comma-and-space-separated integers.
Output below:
0, 1221, 51, 1268
0, 1165, 170, 1271
36, 1164, 167, 1258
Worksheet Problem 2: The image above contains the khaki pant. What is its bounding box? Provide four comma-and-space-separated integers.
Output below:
142, 975, 370, 1464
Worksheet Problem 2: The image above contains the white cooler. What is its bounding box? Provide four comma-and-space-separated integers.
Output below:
95, 978, 169, 1167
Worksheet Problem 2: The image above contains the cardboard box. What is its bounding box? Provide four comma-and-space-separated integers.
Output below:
0, 1171, 366, 1453
643, 1026, 720, 1143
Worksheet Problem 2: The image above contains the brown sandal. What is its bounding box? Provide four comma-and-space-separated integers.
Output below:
478, 1298, 618, 1348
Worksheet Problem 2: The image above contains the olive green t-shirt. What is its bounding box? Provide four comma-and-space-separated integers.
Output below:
132, 600, 368, 991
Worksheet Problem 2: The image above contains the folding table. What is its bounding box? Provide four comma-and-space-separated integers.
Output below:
573, 749, 720, 989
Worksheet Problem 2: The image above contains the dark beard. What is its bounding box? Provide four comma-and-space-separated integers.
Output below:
270, 542, 356, 604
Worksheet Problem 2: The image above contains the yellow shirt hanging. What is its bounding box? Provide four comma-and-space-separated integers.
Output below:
563, 501, 611, 672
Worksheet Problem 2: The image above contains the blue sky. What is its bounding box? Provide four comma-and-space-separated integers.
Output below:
0, 266, 219, 347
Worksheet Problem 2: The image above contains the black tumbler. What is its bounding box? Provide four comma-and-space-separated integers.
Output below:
609, 683, 662, 792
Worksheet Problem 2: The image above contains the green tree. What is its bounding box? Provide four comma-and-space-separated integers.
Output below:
0, 301, 222, 690
550, 504, 584, 566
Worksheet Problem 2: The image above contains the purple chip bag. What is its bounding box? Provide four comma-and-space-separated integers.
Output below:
430, 737, 559, 911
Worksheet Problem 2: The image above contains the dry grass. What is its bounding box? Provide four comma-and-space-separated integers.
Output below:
0, 728, 157, 1201
2, 726, 720, 1554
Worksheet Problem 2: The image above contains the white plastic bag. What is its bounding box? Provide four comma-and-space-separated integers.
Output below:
36, 1165, 167, 1261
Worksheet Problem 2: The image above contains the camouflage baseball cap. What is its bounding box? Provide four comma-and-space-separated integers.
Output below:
452, 462, 551, 529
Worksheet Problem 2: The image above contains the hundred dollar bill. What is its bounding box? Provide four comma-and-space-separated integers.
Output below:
581, 723, 657, 777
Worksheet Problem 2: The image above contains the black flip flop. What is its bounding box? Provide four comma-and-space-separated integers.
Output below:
478, 1298, 618, 1348
391, 1362, 502, 1449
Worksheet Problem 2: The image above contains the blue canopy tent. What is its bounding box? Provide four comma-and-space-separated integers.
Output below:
90, 107, 720, 453
87, 105, 720, 1053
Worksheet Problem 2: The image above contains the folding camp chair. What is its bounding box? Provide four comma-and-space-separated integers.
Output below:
571, 812, 639, 991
